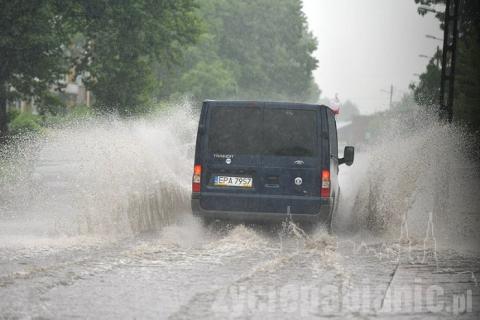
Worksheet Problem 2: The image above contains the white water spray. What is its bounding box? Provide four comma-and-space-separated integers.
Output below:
0, 104, 197, 241
336, 111, 480, 253
0, 104, 478, 256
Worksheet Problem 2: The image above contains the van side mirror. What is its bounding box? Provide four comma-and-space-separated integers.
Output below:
339, 146, 354, 166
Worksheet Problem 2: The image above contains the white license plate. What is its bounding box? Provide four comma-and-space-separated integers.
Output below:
214, 176, 253, 188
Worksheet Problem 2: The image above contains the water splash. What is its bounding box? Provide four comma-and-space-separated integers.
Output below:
0, 103, 197, 240
339, 111, 480, 253
1, 103, 478, 257
421, 211, 438, 268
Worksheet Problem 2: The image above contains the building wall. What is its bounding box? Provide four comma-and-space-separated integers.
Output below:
7, 72, 90, 114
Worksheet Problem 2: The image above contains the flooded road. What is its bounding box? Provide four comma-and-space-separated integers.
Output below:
0, 107, 479, 319
1, 222, 479, 319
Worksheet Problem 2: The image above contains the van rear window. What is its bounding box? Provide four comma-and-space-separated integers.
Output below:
208, 107, 262, 155
263, 109, 316, 157
207, 107, 316, 157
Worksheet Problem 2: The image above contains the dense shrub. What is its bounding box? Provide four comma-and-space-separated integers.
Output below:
8, 113, 42, 135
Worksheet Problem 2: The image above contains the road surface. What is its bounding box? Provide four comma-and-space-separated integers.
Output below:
0, 223, 479, 319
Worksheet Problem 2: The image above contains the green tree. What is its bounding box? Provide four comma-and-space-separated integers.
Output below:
414, 0, 480, 132
410, 58, 441, 107
75, 0, 201, 114
0, 0, 201, 134
162, 0, 320, 103
0, 1, 77, 135
455, 27, 480, 129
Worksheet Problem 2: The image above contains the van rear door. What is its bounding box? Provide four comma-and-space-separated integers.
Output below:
258, 105, 320, 214
200, 104, 262, 212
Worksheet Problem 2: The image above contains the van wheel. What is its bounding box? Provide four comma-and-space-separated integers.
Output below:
328, 191, 340, 234
326, 214, 333, 234
325, 206, 335, 234
199, 216, 214, 228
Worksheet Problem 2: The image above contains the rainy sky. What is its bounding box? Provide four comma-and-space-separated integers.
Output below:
302, 0, 443, 114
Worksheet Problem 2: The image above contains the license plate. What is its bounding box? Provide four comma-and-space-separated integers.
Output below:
214, 176, 253, 188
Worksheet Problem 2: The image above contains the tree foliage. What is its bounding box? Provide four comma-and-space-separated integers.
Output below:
0, 0, 322, 135
410, 59, 441, 107
455, 27, 480, 128
413, 0, 480, 132
159, 0, 320, 103
0, 1, 75, 134
74, 0, 201, 113
0, 0, 201, 134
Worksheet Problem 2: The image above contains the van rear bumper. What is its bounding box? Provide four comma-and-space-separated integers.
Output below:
191, 195, 333, 223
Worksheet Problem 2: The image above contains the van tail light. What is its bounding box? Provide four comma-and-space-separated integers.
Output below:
192, 164, 202, 193
321, 169, 330, 198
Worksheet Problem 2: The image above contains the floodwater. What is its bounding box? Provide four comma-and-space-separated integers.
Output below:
0, 104, 479, 319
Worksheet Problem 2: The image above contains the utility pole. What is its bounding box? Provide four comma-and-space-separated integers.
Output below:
433, 0, 461, 228
380, 85, 394, 109
389, 84, 393, 109
439, 0, 460, 123
0, 83, 7, 138
435, 46, 441, 69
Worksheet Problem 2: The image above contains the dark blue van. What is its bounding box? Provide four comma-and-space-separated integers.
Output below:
191, 100, 354, 230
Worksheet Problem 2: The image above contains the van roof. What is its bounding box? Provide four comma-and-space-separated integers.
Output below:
203, 100, 332, 112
